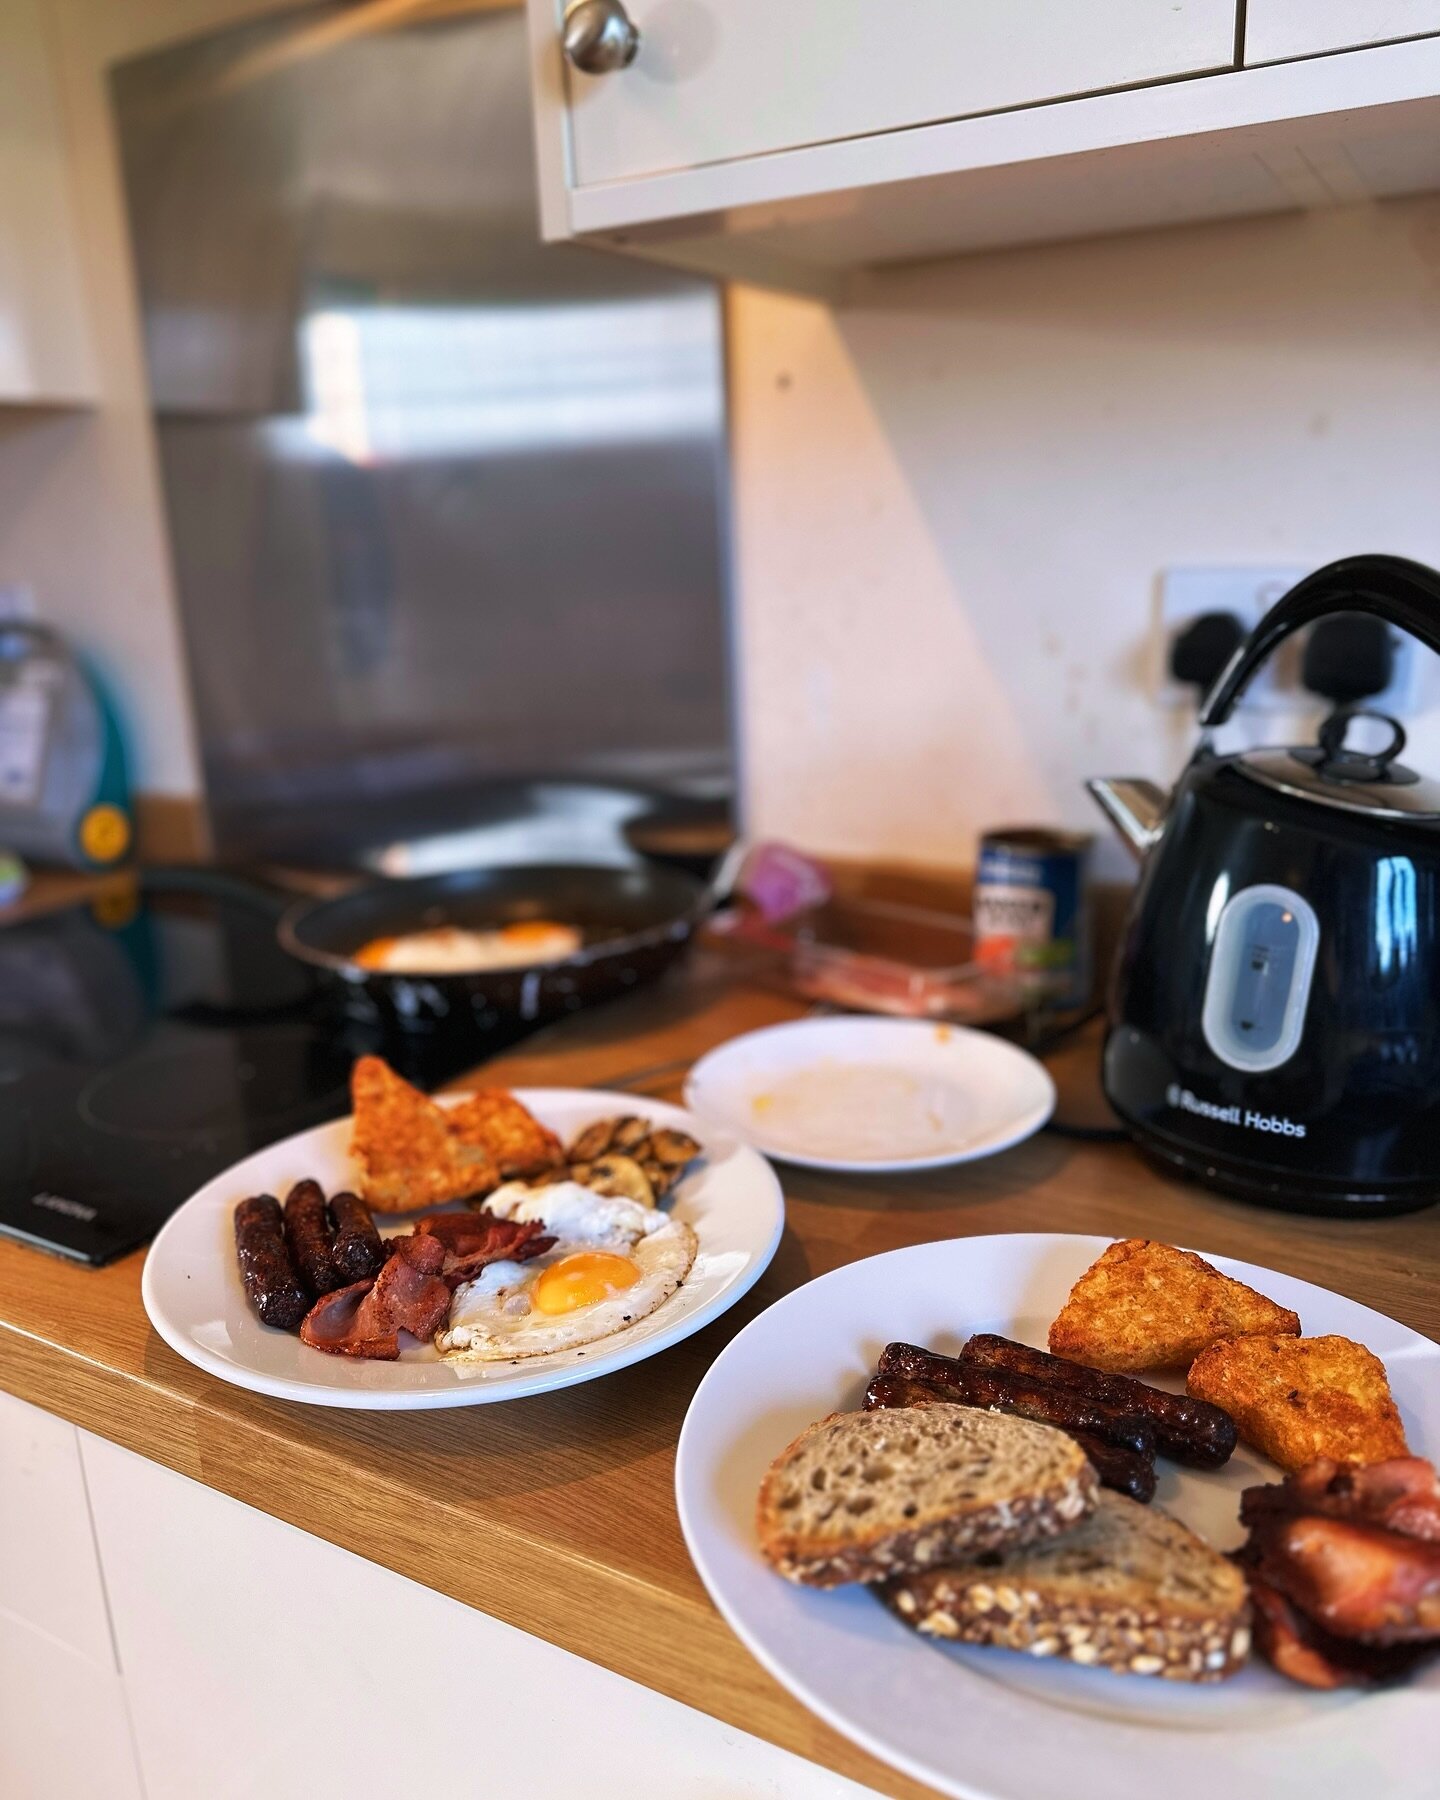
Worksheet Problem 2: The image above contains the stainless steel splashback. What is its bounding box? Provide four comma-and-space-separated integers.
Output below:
111, 2, 732, 861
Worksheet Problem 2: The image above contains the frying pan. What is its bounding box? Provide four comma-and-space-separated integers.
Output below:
278, 861, 715, 1033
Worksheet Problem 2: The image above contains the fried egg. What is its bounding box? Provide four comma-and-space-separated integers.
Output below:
436, 1180, 696, 1362
482, 1179, 664, 1245
353, 921, 581, 975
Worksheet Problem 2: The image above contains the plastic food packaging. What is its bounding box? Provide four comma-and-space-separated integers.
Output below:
720, 893, 1027, 1024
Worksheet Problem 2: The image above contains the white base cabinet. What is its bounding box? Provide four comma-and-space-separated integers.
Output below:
0, 1393, 878, 1800
0, 1392, 143, 1800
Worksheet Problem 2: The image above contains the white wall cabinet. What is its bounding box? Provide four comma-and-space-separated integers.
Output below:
1247, 2, 1440, 66
0, 0, 96, 403
529, 0, 1440, 295
565, 0, 1239, 187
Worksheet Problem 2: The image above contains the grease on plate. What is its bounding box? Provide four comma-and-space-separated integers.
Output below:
747, 1062, 974, 1161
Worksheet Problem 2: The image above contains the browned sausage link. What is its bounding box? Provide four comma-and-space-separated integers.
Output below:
960, 1333, 1237, 1469
234, 1195, 310, 1329
283, 1179, 342, 1297
1069, 1430, 1157, 1504
329, 1191, 386, 1284
864, 1373, 1157, 1503
877, 1343, 1155, 1457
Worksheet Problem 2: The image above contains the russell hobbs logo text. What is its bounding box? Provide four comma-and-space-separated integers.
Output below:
1165, 1085, 1306, 1139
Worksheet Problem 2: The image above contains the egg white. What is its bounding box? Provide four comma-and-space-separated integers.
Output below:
483, 1180, 664, 1247
435, 1179, 695, 1362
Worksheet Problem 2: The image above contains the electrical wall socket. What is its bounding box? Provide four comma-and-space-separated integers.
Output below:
1155, 567, 1305, 711
1155, 566, 1427, 717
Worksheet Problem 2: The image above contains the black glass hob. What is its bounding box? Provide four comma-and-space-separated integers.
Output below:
0, 873, 525, 1265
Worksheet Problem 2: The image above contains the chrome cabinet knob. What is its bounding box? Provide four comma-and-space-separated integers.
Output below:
562, 0, 640, 74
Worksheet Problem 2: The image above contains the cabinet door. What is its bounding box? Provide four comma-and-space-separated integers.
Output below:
81, 1436, 877, 1800
0, 1391, 115, 1666
561, 0, 1239, 187
0, 1615, 144, 1800
1246, 2, 1440, 63
0, 0, 94, 400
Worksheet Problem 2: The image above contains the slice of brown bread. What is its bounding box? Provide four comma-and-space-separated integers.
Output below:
884, 1490, 1252, 1681
756, 1405, 1097, 1588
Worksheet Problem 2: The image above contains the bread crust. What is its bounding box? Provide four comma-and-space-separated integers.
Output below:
885, 1565, 1251, 1681
883, 1494, 1252, 1681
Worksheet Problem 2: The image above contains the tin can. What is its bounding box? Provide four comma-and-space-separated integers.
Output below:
974, 828, 1092, 1009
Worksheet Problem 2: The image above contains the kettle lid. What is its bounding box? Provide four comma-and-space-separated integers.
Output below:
1234, 709, 1440, 821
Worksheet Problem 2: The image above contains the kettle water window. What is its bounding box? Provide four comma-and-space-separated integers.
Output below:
1201, 885, 1320, 1074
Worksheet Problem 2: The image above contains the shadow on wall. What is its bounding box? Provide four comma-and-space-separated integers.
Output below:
732, 197, 1440, 875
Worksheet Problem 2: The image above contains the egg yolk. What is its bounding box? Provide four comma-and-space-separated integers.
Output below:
531, 1251, 641, 1315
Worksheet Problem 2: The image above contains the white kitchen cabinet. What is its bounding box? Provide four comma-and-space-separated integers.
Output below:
0, 1614, 144, 1800
80, 1433, 880, 1800
1247, 3, 1440, 66
0, 0, 95, 402
0, 1390, 114, 1666
530, 0, 1440, 296
0, 1394, 143, 1800
563, 0, 1239, 187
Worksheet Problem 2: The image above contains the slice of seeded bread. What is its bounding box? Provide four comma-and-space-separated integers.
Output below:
756, 1405, 1097, 1588
884, 1489, 1251, 1681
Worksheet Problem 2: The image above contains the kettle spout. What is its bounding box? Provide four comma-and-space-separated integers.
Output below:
1086, 778, 1168, 861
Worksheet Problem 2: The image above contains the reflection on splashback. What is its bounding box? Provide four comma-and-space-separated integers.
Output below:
111, 3, 732, 862
300, 298, 726, 464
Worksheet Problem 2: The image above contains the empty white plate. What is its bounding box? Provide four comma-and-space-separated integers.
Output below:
683, 1017, 1055, 1172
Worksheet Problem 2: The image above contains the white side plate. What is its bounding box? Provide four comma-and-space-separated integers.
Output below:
684, 1017, 1055, 1171
142, 1089, 783, 1409
676, 1232, 1440, 1800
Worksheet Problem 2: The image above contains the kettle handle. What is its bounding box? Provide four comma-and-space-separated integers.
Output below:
1199, 554, 1440, 728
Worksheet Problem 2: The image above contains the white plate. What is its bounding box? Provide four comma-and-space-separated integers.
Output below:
142, 1089, 783, 1409
683, 1017, 1055, 1171
676, 1232, 1440, 1800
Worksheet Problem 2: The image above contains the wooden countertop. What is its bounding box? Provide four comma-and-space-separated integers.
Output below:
3, 959, 1439, 1800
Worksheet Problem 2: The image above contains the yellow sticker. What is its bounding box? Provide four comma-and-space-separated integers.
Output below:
79, 802, 132, 866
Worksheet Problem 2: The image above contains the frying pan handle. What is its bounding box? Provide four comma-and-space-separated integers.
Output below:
141, 864, 299, 918
1200, 554, 1440, 728
704, 837, 749, 910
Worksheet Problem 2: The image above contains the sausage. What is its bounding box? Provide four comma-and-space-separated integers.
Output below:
960, 1333, 1237, 1469
329, 1191, 386, 1284
234, 1195, 310, 1329
863, 1372, 1156, 1503
877, 1343, 1155, 1458
1068, 1430, 1158, 1504
283, 1179, 342, 1296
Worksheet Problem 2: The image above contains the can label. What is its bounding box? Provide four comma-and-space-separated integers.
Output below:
975, 832, 1091, 1007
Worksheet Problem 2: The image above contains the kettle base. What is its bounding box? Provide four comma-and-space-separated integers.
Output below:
1124, 1124, 1440, 1219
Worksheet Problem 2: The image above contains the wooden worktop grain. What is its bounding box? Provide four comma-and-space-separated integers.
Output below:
2, 963, 1438, 1799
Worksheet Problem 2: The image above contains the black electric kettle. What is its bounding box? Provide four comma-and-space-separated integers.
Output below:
1089, 554, 1440, 1216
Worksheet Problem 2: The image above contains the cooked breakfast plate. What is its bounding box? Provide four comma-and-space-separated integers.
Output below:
683, 1017, 1055, 1172
675, 1233, 1439, 1800
143, 1089, 783, 1409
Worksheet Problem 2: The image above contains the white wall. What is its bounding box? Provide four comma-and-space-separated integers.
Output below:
728, 198, 1440, 874
0, 0, 295, 800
